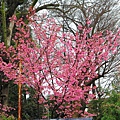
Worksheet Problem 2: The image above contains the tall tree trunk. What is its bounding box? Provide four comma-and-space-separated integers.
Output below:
0, 0, 14, 110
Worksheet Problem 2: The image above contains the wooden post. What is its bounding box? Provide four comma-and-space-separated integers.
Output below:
18, 59, 22, 120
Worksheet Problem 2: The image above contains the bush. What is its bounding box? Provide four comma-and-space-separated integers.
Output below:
1, 115, 16, 120
101, 91, 120, 120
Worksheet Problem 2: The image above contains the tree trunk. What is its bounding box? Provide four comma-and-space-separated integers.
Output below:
0, 0, 15, 110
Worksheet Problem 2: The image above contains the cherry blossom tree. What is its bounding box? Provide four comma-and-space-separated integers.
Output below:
0, 9, 120, 118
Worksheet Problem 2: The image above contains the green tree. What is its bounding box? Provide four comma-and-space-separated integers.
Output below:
88, 83, 120, 120
101, 90, 120, 120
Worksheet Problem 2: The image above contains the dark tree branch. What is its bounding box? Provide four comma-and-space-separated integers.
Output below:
35, 3, 60, 12
32, 0, 38, 8
6, 0, 24, 23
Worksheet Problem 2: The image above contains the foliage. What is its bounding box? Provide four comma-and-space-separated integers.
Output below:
1, 115, 16, 120
88, 84, 120, 120
8, 82, 45, 119
88, 99, 102, 120
101, 90, 120, 120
